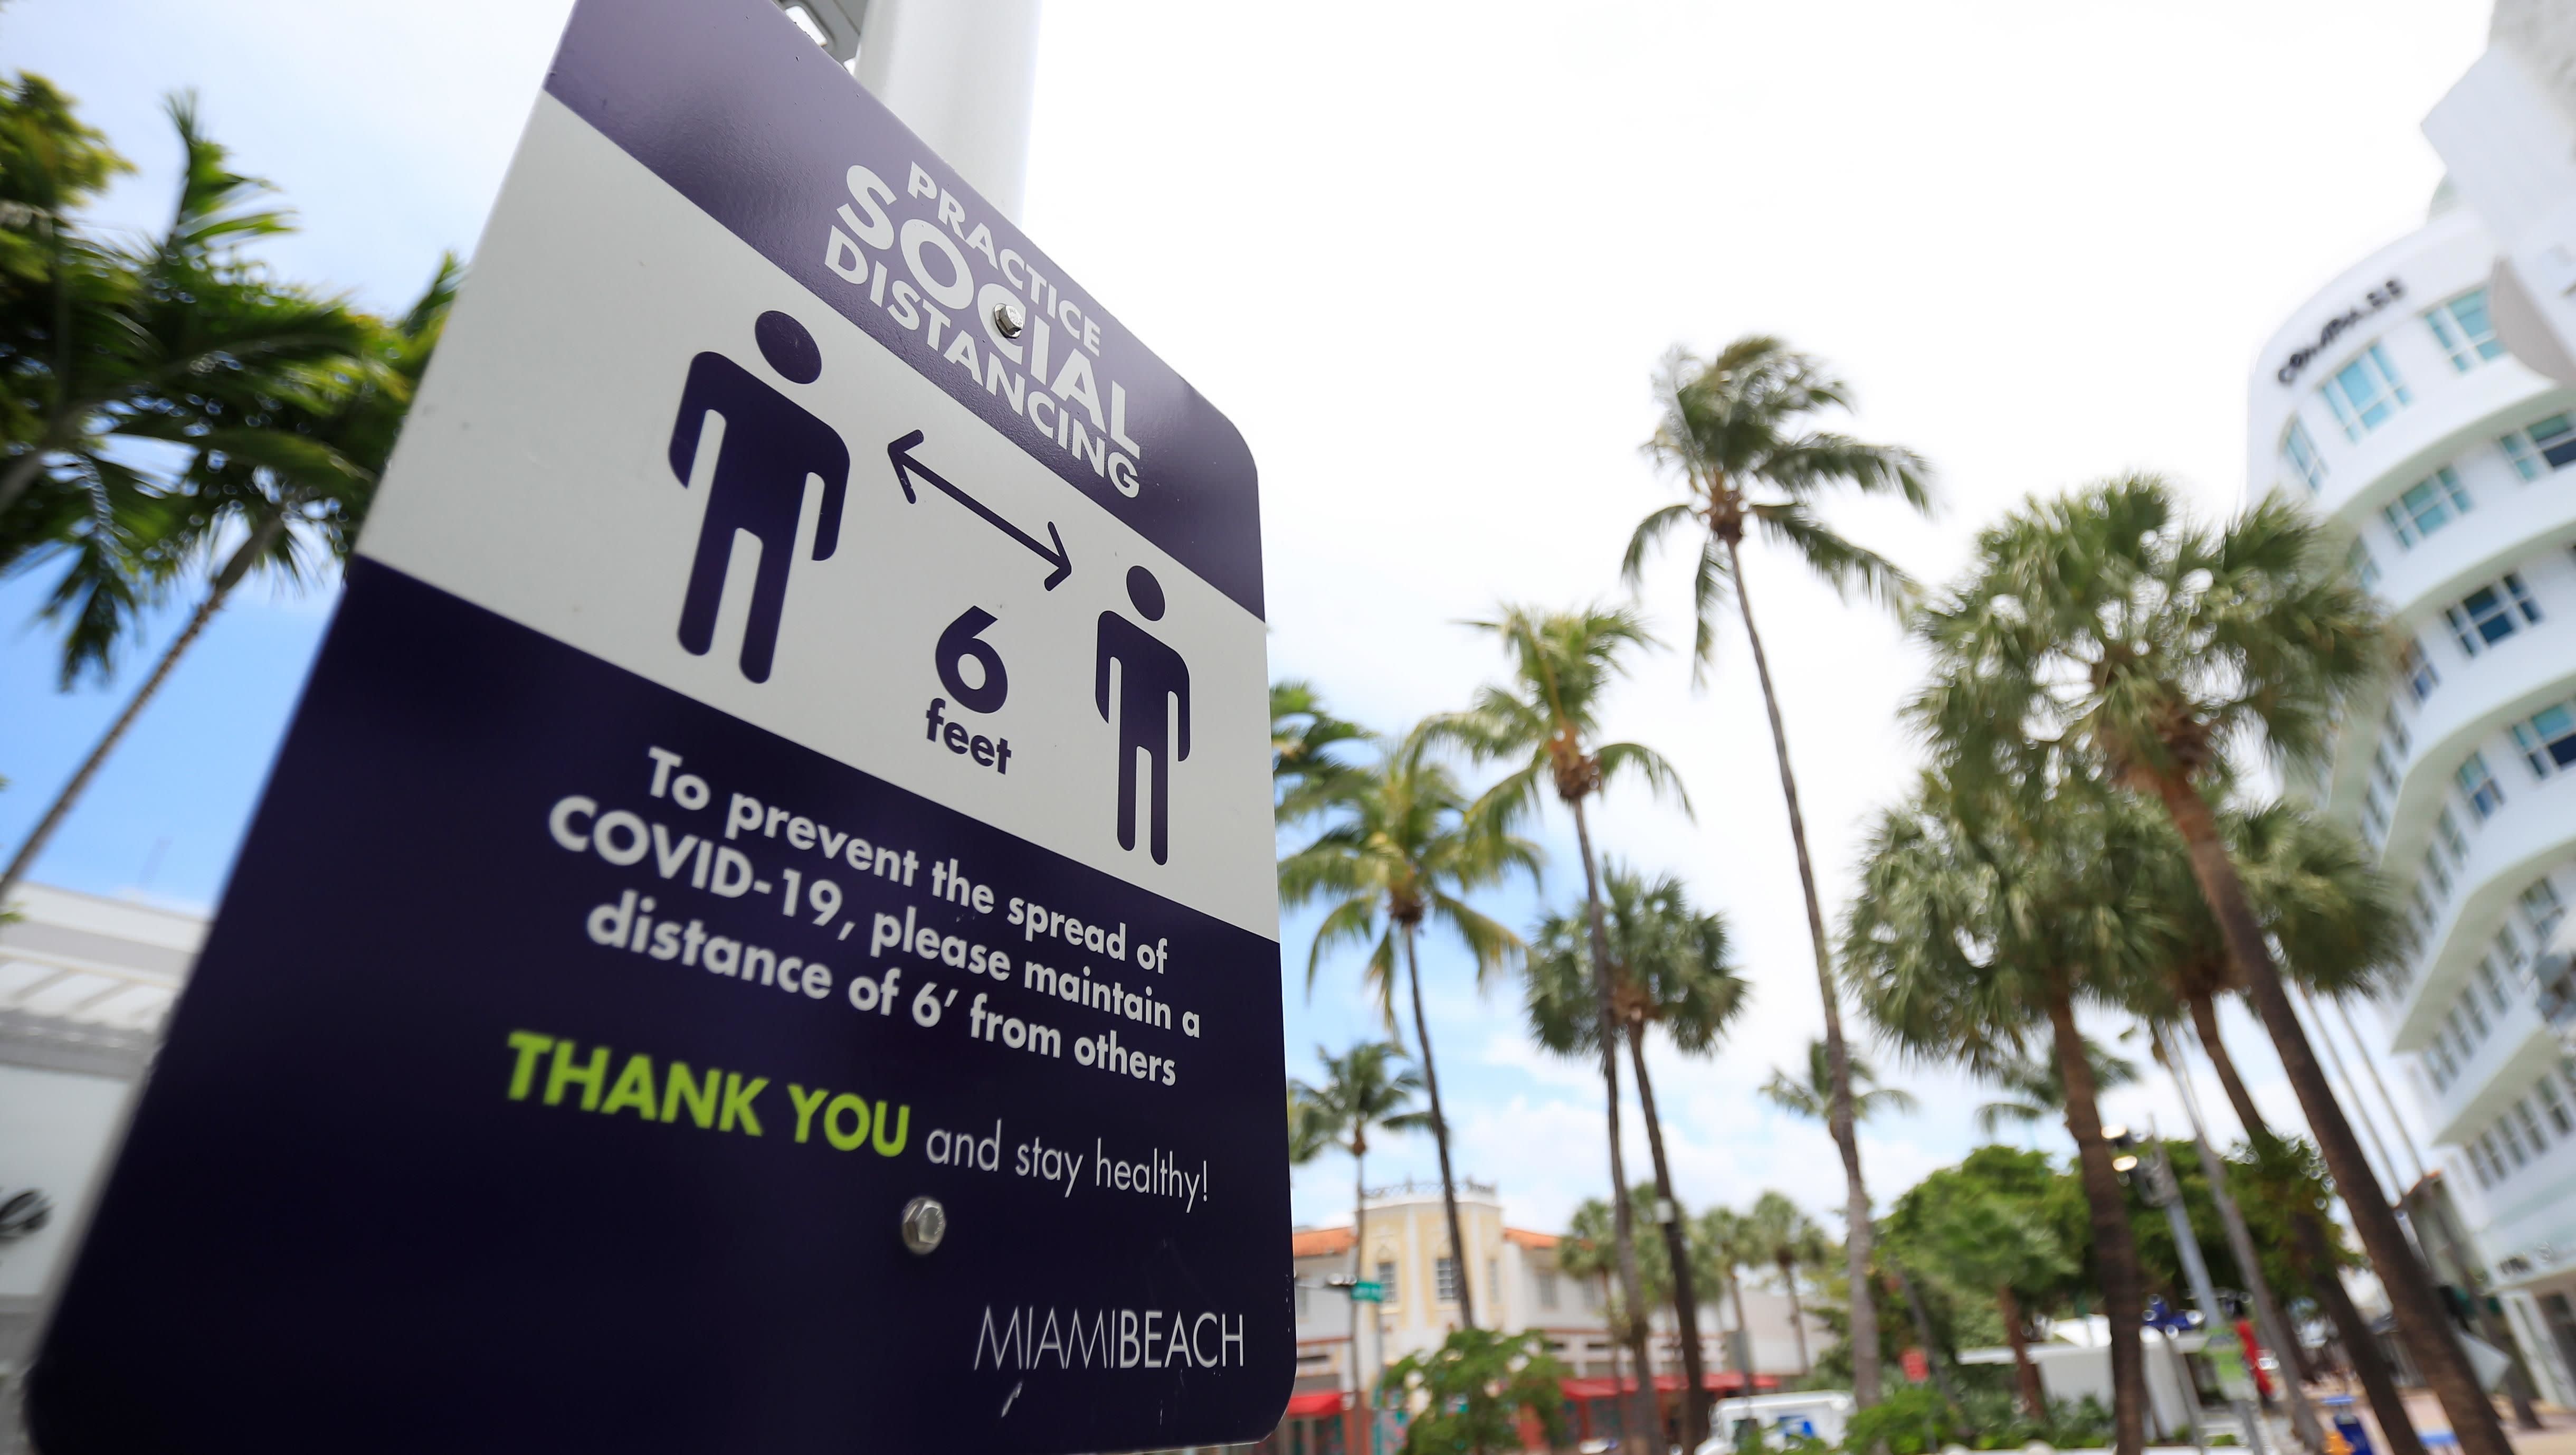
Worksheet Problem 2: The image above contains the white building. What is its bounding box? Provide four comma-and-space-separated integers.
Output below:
1278, 1180, 1826, 1453
0, 884, 198, 1439
2254, 1, 2576, 1406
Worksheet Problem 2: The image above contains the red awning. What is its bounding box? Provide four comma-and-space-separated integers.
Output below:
1284, 1391, 1347, 1419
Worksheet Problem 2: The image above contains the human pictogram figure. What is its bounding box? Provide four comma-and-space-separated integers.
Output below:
1096, 565, 1191, 864
668, 310, 851, 683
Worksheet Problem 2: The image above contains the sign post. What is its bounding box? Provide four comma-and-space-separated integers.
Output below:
27, 2, 1284, 1451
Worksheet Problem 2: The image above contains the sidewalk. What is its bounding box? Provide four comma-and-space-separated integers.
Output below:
2334, 1388, 2576, 1455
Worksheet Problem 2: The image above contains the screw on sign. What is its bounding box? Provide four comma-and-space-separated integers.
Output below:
23, 1, 1281, 1451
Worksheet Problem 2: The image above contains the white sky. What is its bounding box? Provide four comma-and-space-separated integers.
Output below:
2, 0, 2494, 1240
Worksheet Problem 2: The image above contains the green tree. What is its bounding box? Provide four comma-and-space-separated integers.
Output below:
1290, 1041, 1428, 1399
1626, 335, 1934, 1407
1281, 724, 1537, 1336
1843, 770, 2172, 1455
1379, 1327, 1569, 1455
1525, 861, 1746, 1441
1746, 1190, 1832, 1377
1974, 1038, 2138, 1139
1884, 1148, 2084, 1419
1434, 603, 1685, 1439
1908, 475, 2504, 1455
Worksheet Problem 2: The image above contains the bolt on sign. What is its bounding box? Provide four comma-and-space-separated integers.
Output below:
25, 1, 1285, 1450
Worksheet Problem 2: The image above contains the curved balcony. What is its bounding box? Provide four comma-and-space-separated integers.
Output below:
2423, 1003, 2553, 1139
2385, 774, 2576, 1044
2377, 630, 2576, 878
2369, 469, 2576, 620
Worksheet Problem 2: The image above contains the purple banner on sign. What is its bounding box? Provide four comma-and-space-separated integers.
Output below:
544, 0, 1265, 619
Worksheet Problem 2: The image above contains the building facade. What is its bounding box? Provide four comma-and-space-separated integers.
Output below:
2255, 6, 2576, 1406
0, 884, 198, 1442
1274, 1181, 1824, 1455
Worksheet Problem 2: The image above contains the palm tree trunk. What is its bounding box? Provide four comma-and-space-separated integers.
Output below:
2152, 779, 2508, 1455
1400, 926, 1477, 1334
1999, 1283, 2044, 1419
1567, 796, 1661, 1447
0, 509, 287, 906
0, 442, 52, 524
2045, 978, 2147, 1455
1780, 1257, 1812, 1376
1720, 533, 1878, 1406
2188, 996, 2403, 1455
1628, 1025, 1712, 1448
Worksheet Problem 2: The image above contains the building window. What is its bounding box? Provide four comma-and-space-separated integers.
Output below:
2347, 539, 2380, 591
2436, 806, 2468, 866
2459, 752, 2506, 820
2361, 787, 2390, 848
2460, 993, 2491, 1041
2479, 955, 2514, 1015
2283, 418, 2329, 492
1537, 1270, 1559, 1311
2428, 288, 2507, 371
2322, 343, 2412, 439
2500, 413, 2576, 480
2524, 878, 2568, 944
2385, 705, 2413, 758
2399, 637, 2440, 702
1434, 1256, 1459, 1303
2383, 467, 2475, 547
2373, 740, 2405, 796
2501, 1113, 2532, 1167
2425, 852, 2454, 902
2540, 1075, 2574, 1137
2513, 701, 2576, 778
2470, 1138, 2495, 1187
2501, 924, 2531, 978
2520, 1098, 2551, 1153
1377, 1260, 1396, 1299
2413, 882, 2441, 934
2483, 1129, 2512, 1177
2446, 573, 2544, 655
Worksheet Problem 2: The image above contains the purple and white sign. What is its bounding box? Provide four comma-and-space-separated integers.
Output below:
28, 2, 1286, 1451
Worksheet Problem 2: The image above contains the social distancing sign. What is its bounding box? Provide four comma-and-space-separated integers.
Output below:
28, 2, 1286, 1450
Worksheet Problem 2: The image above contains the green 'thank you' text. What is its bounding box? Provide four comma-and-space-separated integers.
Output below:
502, 1029, 910, 1156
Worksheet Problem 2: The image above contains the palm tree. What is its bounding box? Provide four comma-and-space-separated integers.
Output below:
1695, 1205, 1762, 1387
2128, 801, 2421, 1455
1973, 1038, 2139, 1139
0, 249, 450, 909
1435, 602, 1684, 1440
1746, 1191, 1830, 1377
1271, 678, 1370, 827
1281, 723, 1538, 1335
1909, 474, 2506, 1455
1760, 1040, 1917, 1127
3, 94, 373, 577
1561, 1199, 1630, 1388
1292, 1041, 1427, 1402
1843, 769, 2174, 1455
1626, 336, 1934, 1405
1526, 863, 1748, 1445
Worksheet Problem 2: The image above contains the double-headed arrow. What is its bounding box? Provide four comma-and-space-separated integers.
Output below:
886, 430, 1072, 590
